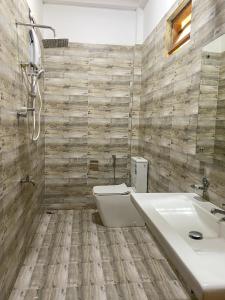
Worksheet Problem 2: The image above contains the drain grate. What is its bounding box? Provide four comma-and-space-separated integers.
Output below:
189, 231, 203, 240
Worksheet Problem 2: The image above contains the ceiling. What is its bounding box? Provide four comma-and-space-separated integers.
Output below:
43, 0, 149, 10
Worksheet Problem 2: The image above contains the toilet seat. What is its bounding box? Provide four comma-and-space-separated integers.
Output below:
93, 183, 131, 196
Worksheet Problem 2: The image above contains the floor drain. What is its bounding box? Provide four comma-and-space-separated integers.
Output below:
189, 231, 203, 240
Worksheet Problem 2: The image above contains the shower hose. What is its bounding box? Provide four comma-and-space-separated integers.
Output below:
32, 81, 42, 141
22, 67, 43, 141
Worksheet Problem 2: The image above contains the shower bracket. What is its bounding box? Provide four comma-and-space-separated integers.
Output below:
17, 107, 35, 118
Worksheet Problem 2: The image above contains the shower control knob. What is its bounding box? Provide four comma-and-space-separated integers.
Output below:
26, 107, 35, 112
17, 107, 35, 118
17, 107, 28, 117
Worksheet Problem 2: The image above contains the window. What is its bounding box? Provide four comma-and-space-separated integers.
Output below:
168, 0, 192, 55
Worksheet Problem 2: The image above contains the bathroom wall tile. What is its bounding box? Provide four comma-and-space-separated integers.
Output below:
0, 0, 45, 298
44, 44, 142, 206
140, 0, 225, 206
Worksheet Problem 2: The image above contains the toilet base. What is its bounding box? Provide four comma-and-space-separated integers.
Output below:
95, 193, 145, 228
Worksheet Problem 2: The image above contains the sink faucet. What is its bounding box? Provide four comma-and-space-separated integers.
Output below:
211, 206, 225, 222
211, 208, 225, 216
191, 176, 210, 194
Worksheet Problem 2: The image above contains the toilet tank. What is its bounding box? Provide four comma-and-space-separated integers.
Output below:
131, 157, 148, 192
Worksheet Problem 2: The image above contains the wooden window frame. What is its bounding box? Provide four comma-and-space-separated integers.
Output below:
167, 0, 192, 55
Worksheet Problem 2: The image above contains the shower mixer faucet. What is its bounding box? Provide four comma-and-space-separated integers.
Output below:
17, 107, 35, 118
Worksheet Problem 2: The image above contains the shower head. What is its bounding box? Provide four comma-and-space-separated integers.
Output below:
31, 69, 44, 94
30, 69, 45, 99
37, 69, 44, 79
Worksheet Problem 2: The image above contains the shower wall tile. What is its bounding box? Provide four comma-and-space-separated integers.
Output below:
0, 0, 45, 298
140, 0, 225, 207
44, 44, 141, 207
215, 51, 225, 165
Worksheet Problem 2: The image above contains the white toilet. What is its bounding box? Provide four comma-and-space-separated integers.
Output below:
93, 157, 148, 227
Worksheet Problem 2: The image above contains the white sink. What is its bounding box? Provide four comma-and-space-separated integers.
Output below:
131, 193, 225, 300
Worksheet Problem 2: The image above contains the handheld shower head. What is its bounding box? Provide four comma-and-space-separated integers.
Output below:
30, 69, 44, 97
37, 69, 44, 79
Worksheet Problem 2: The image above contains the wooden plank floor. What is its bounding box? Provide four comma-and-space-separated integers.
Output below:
9, 210, 190, 300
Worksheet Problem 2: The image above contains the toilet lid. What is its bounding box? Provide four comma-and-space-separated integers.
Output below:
93, 183, 130, 195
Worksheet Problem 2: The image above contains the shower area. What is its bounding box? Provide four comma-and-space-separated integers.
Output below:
0, 1, 141, 298
16, 13, 142, 210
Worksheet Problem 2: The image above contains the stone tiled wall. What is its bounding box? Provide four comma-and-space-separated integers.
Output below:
215, 51, 225, 165
197, 49, 225, 166
44, 44, 141, 207
43, 0, 225, 210
140, 0, 225, 207
197, 51, 221, 162
2, 0, 225, 297
0, 0, 45, 298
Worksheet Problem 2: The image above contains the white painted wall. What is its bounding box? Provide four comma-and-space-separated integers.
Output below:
26, 0, 43, 23
40, 0, 178, 45
43, 4, 142, 45
203, 34, 225, 53
143, 0, 176, 41
136, 8, 144, 44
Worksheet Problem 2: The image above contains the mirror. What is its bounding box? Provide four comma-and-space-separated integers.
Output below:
197, 34, 225, 167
